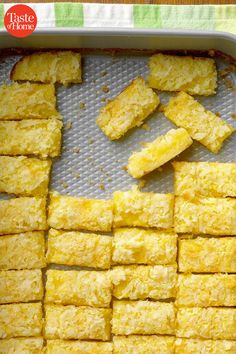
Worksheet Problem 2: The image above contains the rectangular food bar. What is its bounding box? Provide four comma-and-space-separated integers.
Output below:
178, 237, 236, 273
46, 340, 113, 354
0, 303, 43, 339
96, 77, 160, 140
11, 51, 82, 85
112, 228, 177, 265
0, 118, 62, 158
111, 265, 177, 300
175, 338, 236, 354
112, 300, 175, 335
164, 92, 234, 153
173, 161, 236, 198
0, 82, 60, 119
0, 338, 44, 353
46, 229, 111, 269
0, 232, 46, 270
0, 197, 47, 235
48, 193, 113, 232
113, 335, 175, 354
0, 269, 43, 304
45, 304, 111, 340
148, 54, 217, 95
176, 307, 236, 340
176, 274, 236, 307
113, 186, 174, 228
174, 196, 236, 235
0, 156, 52, 196
45, 269, 112, 307
127, 128, 192, 178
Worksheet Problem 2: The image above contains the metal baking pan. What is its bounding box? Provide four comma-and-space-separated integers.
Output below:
0, 29, 235, 199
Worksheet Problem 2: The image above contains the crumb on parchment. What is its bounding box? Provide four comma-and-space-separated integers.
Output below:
79, 102, 86, 109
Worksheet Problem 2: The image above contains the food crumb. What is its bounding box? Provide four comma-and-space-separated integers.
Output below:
224, 79, 234, 89
231, 114, 236, 120
122, 165, 127, 171
59, 180, 68, 188
89, 138, 95, 144
101, 85, 110, 93
101, 97, 106, 103
79, 102, 86, 109
141, 123, 151, 131
158, 104, 165, 112
65, 120, 72, 130
138, 179, 146, 189
215, 112, 221, 117
72, 147, 80, 154
100, 71, 107, 77
99, 184, 105, 190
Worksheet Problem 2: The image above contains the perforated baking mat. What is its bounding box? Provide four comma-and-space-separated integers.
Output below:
0, 52, 235, 200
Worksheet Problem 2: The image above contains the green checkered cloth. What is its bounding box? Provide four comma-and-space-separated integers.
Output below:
1, 3, 236, 34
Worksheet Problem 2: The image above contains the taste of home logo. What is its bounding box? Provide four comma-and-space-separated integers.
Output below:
4, 4, 37, 38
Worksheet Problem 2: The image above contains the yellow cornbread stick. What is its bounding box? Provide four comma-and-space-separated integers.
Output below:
176, 307, 236, 340
112, 228, 177, 266
0, 82, 60, 120
176, 274, 236, 307
0, 118, 62, 158
148, 53, 217, 96
96, 77, 160, 140
46, 340, 113, 354
178, 237, 236, 273
113, 186, 174, 228
11, 51, 82, 85
127, 128, 192, 178
46, 229, 111, 269
45, 269, 112, 308
112, 300, 175, 335
173, 161, 236, 198
0, 232, 46, 270
48, 193, 113, 232
0, 270, 43, 304
111, 265, 177, 300
174, 196, 236, 235
0, 156, 51, 196
164, 92, 234, 153
0, 338, 44, 353
45, 304, 111, 340
0, 197, 47, 235
175, 338, 236, 354
0, 303, 43, 339
113, 335, 175, 354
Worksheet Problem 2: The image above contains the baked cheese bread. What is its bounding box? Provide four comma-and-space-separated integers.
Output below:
112, 228, 177, 265
0, 82, 60, 120
173, 161, 236, 198
178, 237, 236, 273
11, 51, 82, 85
111, 265, 177, 300
176, 274, 236, 307
174, 196, 236, 235
0, 338, 44, 353
127, 128, 192, 178
0, 303, 42, 339
113, 335, 175, 354
148, 54, 217, 96
0, 119, 62, 158
0, 156, 51, 196
112, 300, 175, 335
96, 77, 160, 140
175, 338, 236, 354
47, 229, 111, 269
45, 304, 111, 340
46, 340, 113, 354
113, 186, 174, 228
0, 232, 46, 270
48, 193, 113, 232
164, 92, 234, 153
45, 269, 112, 307
176, 307, 236, 340
0, 269, 43, 304
0, 197, 47, 235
